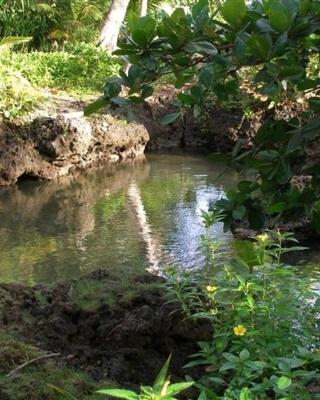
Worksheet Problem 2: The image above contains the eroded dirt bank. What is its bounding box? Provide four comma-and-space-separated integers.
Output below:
0, 270, 210, 399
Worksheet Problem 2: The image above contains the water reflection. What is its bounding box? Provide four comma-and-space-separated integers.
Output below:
0, 153, 236, 285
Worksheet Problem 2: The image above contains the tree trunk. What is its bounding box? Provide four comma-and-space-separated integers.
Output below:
99, 0, 130, 52
140, 0, 148, 17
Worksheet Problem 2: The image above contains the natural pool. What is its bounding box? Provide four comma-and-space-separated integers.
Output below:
0, 153, 237, 285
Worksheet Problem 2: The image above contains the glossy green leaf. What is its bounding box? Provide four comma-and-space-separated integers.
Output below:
221, 0, 246, 29
309, 97, 320, 112
96, 389, 138, 399
160, 112, 181, 125
184, 40, 217, 55
104, 78, 122, 98
240, 388, 253, 400
267, 202, 288, 214
165, 381, 194, 396
154, 354, 171, 386
267, 1, 295, 32
299, 0, 311, 15
239, 349, 250, 361
276, 376, 292, 390
246, 34, 272, 60
199, 66, 214, 88
84, 97, 109, 116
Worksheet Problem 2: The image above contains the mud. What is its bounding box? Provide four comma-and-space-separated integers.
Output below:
0, 270, 211, 398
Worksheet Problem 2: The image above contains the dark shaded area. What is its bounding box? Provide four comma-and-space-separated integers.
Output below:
0, 270, 211, 397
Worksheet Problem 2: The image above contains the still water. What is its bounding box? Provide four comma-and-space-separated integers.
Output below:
0, 153, 238, 285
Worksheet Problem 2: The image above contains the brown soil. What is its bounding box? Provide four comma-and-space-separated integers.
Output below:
0, 270, 211, 397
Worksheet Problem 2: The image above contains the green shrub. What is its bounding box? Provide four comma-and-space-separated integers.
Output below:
0, 58, 43, 119
0, 0, 112, 49
4, 43, 121, 95
164, 230, 320, 399
0, 0, 57, 49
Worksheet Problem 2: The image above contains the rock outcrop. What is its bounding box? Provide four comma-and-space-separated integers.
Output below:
0, 113, 149, 186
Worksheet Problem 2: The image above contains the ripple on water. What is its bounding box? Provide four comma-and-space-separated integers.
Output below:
0, 153, 236, 285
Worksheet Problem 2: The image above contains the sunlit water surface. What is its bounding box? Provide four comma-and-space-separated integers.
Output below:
0, 154, 239, 285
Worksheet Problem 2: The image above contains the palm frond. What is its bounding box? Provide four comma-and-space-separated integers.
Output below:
78, 4, 102, 23
0, 36, 32, 51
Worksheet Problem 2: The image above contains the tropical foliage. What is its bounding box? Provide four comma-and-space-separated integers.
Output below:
97, 355, 194, 400
161, 230, 320, 399
96, 229, 320, 399
87, 0, 320, 232
3, 43, 120, 94
0, 0, 111, 47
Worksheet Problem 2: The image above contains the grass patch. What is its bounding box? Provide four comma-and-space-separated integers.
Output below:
6, 43, 121, 96
0, 332, 117, 400
1, 362, 96, 400
71, 272, 162, 311
0, 333, 43, 375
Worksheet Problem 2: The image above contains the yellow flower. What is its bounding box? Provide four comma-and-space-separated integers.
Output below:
206, 285, 218, 293
257, 233, 269, 243
233, 325, 247, 336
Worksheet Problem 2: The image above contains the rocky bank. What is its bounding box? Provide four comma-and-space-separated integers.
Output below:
0, 112, 149, 186
0, 86, 250, 187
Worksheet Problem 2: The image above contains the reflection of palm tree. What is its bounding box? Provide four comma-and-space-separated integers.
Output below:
127, 181, 163, 274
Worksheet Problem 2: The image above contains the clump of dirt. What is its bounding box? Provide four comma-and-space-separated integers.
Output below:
0, 270, 211, 399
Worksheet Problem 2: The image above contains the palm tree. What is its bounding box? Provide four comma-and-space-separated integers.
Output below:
98, 0, 131, 52
140, 0, 148, 16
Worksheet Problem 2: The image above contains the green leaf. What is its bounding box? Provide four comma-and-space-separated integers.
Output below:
84, 97, 109, 116
312, 202, 320, 231
131, 16, 156, 47
267, 1, 295, 32
232, 205, 246, 220
141, 85, 154, 99
246, 34, 272, 60
154, 355, 171, 386
267, 202, 288, 214
222, 352, 238, 362
309, 97, 320, 112
184, 40, 217, 55
297, 79, 318, 91
165, 382, 194, 396
178, 93, 195, 106
233, 240, 259, 267
240, 388, 253, 400
192, 0, 209, 27
126, 110, 136, 123
199, 66, 214, 88
97, 389, 138, 399
104, 78, 122, 98
127, 10, 139, 32
239, 349, 250, 361
219, 361, 236, 372
299, 0, 311, 16
271, 32, 288, 56
198, 391, 207, 400
276, 376, 292, 390
0, 36, 32, 51
221, 0, 246, 29
160, 112, 181, 125
111, 97, 131, 106
208, 377, 225, 385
